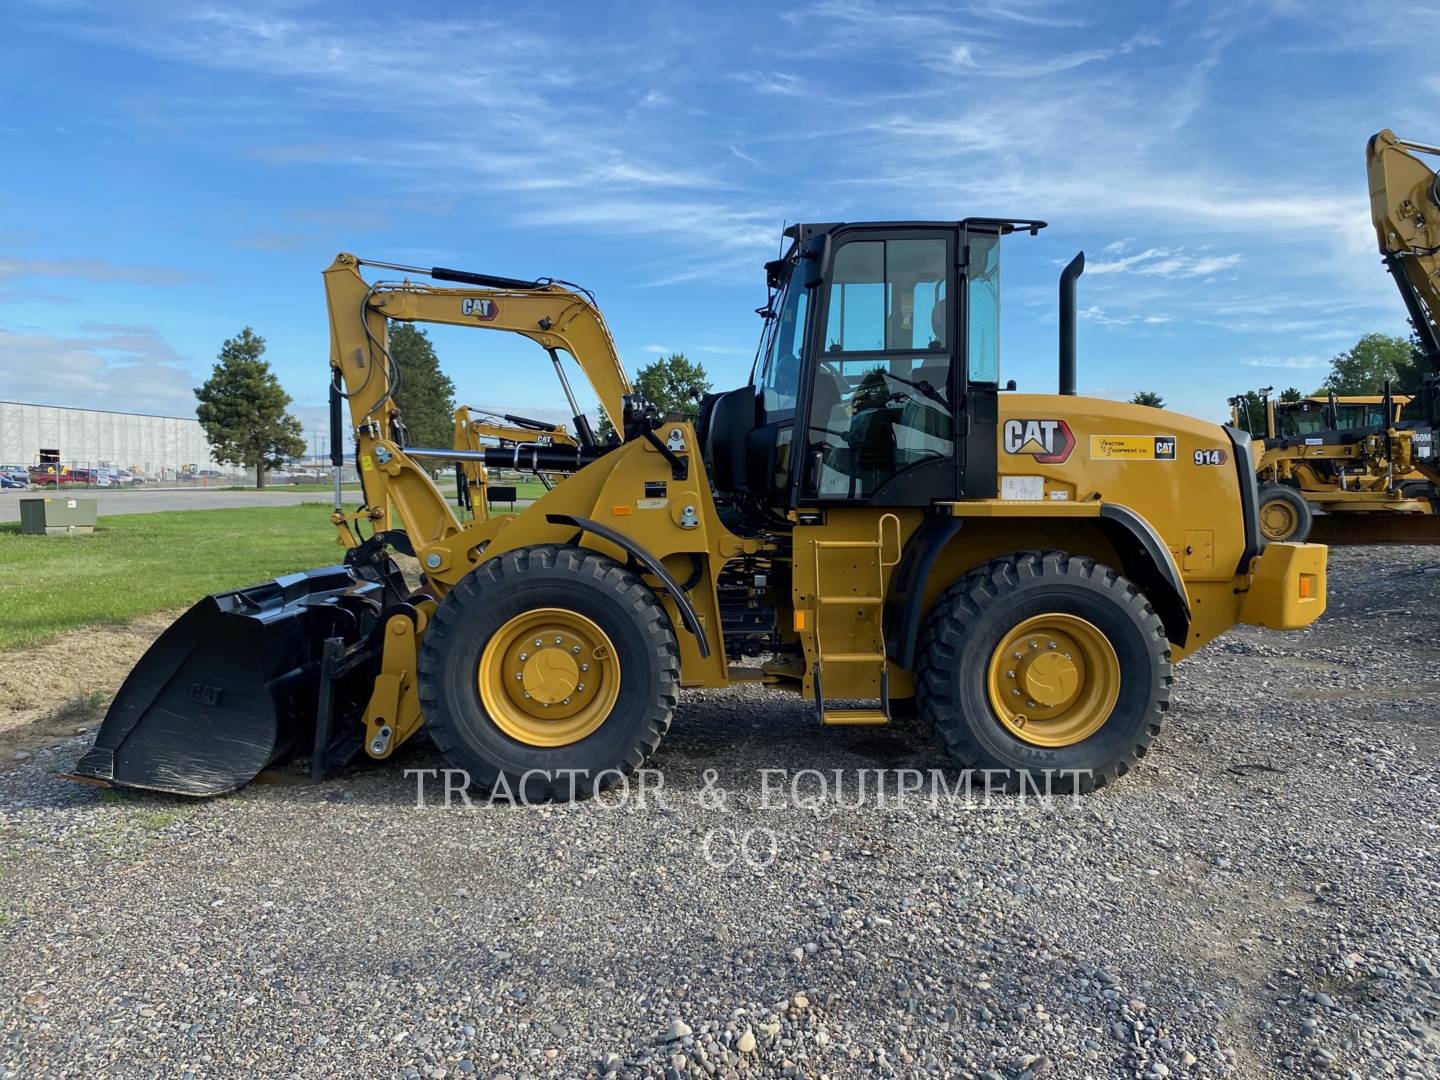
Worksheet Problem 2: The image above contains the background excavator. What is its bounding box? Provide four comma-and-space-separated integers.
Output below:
1229, 130, 1440, 545
72, 219, 1325, 800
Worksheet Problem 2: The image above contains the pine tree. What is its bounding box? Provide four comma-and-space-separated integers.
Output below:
194, 328, 306, 489
389, 324, 457, 460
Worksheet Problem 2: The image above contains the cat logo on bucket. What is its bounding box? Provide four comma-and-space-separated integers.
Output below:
1002, 419, 1075, 464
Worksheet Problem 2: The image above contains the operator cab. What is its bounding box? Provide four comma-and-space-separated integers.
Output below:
701, 218, 1045, 513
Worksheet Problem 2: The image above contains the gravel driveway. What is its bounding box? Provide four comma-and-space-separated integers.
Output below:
1, 547, 1438, 1079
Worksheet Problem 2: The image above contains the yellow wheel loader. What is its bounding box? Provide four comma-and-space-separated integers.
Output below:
72, 222, 1326, 799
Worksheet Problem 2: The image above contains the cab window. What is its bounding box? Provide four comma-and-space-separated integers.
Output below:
759, 273, 808, 416
808, 237, 952, 498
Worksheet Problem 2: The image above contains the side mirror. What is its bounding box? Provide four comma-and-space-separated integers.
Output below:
1003, 379, 1017, 392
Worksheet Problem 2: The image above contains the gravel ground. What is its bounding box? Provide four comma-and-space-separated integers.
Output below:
1, 545, 1438, 1079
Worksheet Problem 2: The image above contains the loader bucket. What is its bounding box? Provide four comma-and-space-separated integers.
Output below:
71, 564, 396, 796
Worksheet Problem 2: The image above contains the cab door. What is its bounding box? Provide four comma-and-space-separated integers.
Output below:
795, 227, 957, 507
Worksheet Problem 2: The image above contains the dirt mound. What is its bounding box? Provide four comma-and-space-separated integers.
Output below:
0, 612, 176, 761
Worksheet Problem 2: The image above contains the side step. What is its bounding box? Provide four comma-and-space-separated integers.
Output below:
811, 514, 900, 728
821, 708, 890, 726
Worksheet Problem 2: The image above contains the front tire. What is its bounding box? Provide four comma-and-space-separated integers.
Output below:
915, 551, 1171, 792
1258, 484, 1313, 542
418, 545, 679, 800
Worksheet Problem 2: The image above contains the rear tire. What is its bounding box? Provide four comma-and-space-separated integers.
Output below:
418, 545, 679, 801
1258, 484, 1313, 542
915, 551, 1171, 793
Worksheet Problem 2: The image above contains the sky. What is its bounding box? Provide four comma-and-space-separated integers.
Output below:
1, 0, 1437, 446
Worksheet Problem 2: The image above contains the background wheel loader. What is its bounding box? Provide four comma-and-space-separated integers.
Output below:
72, 220, 1327, 800
1230, 130, 1440, 546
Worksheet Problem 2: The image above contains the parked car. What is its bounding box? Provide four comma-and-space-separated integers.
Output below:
29, 467, 97, 487
0, 474, 26, 490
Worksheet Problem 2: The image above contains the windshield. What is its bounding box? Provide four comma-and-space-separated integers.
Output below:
758, 261, 809, 415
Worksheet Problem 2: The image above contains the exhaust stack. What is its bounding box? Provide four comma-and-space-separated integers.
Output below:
1059, 252, 1084, 396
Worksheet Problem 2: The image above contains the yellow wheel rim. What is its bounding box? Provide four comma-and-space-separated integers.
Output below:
1260, 499, 1297, 541
477, 608, 620, 748
986, 614, 1120, 748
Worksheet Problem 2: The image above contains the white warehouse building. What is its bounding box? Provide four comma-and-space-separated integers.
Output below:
0, 400, 224, 477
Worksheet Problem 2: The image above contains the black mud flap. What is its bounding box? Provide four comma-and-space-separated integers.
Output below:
71, 564, 399, 796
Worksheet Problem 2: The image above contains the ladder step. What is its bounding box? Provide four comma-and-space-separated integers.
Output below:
819, 652, 887, 663
821, 708, 890, 726
817, 596, 882, 605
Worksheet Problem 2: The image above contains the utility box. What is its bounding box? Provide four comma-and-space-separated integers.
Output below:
19, 496, 98, 535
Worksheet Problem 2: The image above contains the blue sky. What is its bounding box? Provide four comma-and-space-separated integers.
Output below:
1, 0, 1436, 442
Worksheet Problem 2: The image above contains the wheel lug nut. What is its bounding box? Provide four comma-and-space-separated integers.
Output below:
1027, 700, 1037, 708
562, 698, 571, 706
1007, 670, 1016, 679
515, 672, 523, 681
520, 652, 528, 661
1011, 689, 1021, 697
1029, 640, 1039, 649
580, 664, 589, 672
535, 639, 543, 647
576, 683, 585, 691
572, 646, 581, 654
555, 636, 563, 644
523, 691, 531, 699
1048, 641, 1057, 649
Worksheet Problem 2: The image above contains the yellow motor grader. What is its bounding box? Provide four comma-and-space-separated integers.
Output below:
1234, 388, 1437, 543
73, 221, 1325, 799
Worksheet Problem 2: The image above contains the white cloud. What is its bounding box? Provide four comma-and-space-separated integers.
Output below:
0, 256, 194, 286
1085, 248, 1242, 278
0, 323, 199, 415
1240, 355, 1330, 370
1079, 305, 1173, 327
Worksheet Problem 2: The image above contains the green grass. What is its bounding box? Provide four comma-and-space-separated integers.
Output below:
0, 503, 345, 651
482, 478, 549, 502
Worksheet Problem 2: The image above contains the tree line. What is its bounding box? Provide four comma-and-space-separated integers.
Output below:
1229, 332, 1428, 436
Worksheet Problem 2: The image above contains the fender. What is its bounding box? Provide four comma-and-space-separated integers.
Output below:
883, 503, 1193, 670
545, 513, 711, 658
1095, 504, 1192, 646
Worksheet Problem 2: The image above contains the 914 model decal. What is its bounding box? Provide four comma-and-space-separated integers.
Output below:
1002, 419, 1075, 464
